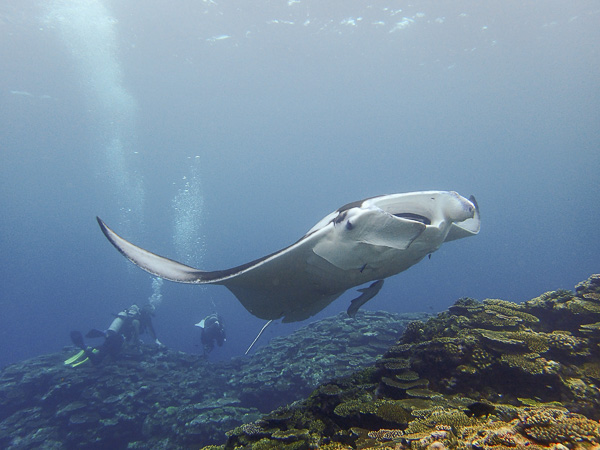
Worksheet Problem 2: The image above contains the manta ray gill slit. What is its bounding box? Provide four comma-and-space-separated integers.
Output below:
394, 213, 431, 225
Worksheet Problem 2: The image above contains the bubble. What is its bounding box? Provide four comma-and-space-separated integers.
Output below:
149, 277, 164, 309
43, 0, 144, 235
172, 158, 205, 268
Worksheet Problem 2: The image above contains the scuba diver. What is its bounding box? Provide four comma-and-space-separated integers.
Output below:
125, 304, 162, 347
195, 313, 226, 355
66, 303, 162, 367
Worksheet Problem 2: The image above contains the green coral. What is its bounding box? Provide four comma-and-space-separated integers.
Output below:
479, 311, 523, 328
448, 297, 484, 315
410, 407, 450, 420
249, 437, 305, 449
564, 376, 599, 401
547, 331, 587, 352
477, 329, 550, 353
575, 274, 600, 297
394, 370, 420, 381
395, 398, 435, 411
477, 328, 529, 349
367, 428, 404, 441
405, 388, 440, 399
528, 289, 575, 307
471, 347, 493, 370
483, 299, 540, 323
517, 398, 565, 408
516, 331, 550, 353
318, 383, 344, 397
518, 407, 600, 444
442, 341, 466, 359
375, 400, 411, 424
583, 292, 600, 301
581, 362, 600, 381
580, 321, 600, 335
334, 398, 411, 426
378, 358, 411, 371
381, 376, 428, 391
165, 406, 178, 415
457, 364, 478, 374
385, 343, 413, 356
500, 353, 546, 375
271, 428, 310, 441
565, 298, 600, 315
405, 408, 476, 434
333, 399, 377, 418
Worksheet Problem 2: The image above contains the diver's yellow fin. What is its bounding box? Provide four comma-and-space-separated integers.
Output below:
65, 348, 99, 367
64, 350, 85, 365
70, 356, 90, 367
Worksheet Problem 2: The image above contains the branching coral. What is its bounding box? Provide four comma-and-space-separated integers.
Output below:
518, 407, 600, 444
367, 428, 404, 441
375, 400, 412, 424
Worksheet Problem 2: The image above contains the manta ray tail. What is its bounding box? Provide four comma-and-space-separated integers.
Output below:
245, 320, 273, 355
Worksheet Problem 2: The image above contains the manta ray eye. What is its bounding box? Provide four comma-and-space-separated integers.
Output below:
394, 213, 431, 225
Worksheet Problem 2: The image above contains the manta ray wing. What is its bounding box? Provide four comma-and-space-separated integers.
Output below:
98, 216, 398, 322
98, 217, 214, 283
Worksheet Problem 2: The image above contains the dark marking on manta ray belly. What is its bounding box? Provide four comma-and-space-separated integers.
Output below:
333, 211, 347, 225
335, 194, 386, 214
394, 213, 431, 225
346, 221, 353, 230
360, 263, 367, 273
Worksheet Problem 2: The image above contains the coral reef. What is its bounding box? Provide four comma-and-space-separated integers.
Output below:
3, 275, 600, 449
0, 310, 416, 448
221, 274, 600, 449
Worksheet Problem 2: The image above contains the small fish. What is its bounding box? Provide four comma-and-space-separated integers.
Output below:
464, 401, 495, 418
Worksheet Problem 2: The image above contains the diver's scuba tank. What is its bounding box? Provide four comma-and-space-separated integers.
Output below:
107, 313, 126, 335
107, 305, 140, 335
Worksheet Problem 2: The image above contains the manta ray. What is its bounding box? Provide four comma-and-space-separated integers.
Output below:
97, 190, 480, 323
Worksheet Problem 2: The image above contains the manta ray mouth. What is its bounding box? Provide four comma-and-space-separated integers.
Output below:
394, 213, 431, 225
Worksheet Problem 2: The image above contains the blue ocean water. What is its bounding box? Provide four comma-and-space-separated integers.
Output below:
0, 0, 598, 369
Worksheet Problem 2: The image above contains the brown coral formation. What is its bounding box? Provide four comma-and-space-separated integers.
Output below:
367, 428, 404, 441
389, 275, 600, 417
518, 407, 600, 445
218, 275, 600, 449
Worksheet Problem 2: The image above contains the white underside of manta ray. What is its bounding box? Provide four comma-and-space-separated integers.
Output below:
97, 190, 480, 323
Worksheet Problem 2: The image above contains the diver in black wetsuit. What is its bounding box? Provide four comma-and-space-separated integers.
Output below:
195, 313, 226, 355
68, 304, 162, 366
125, 304, 162, 347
